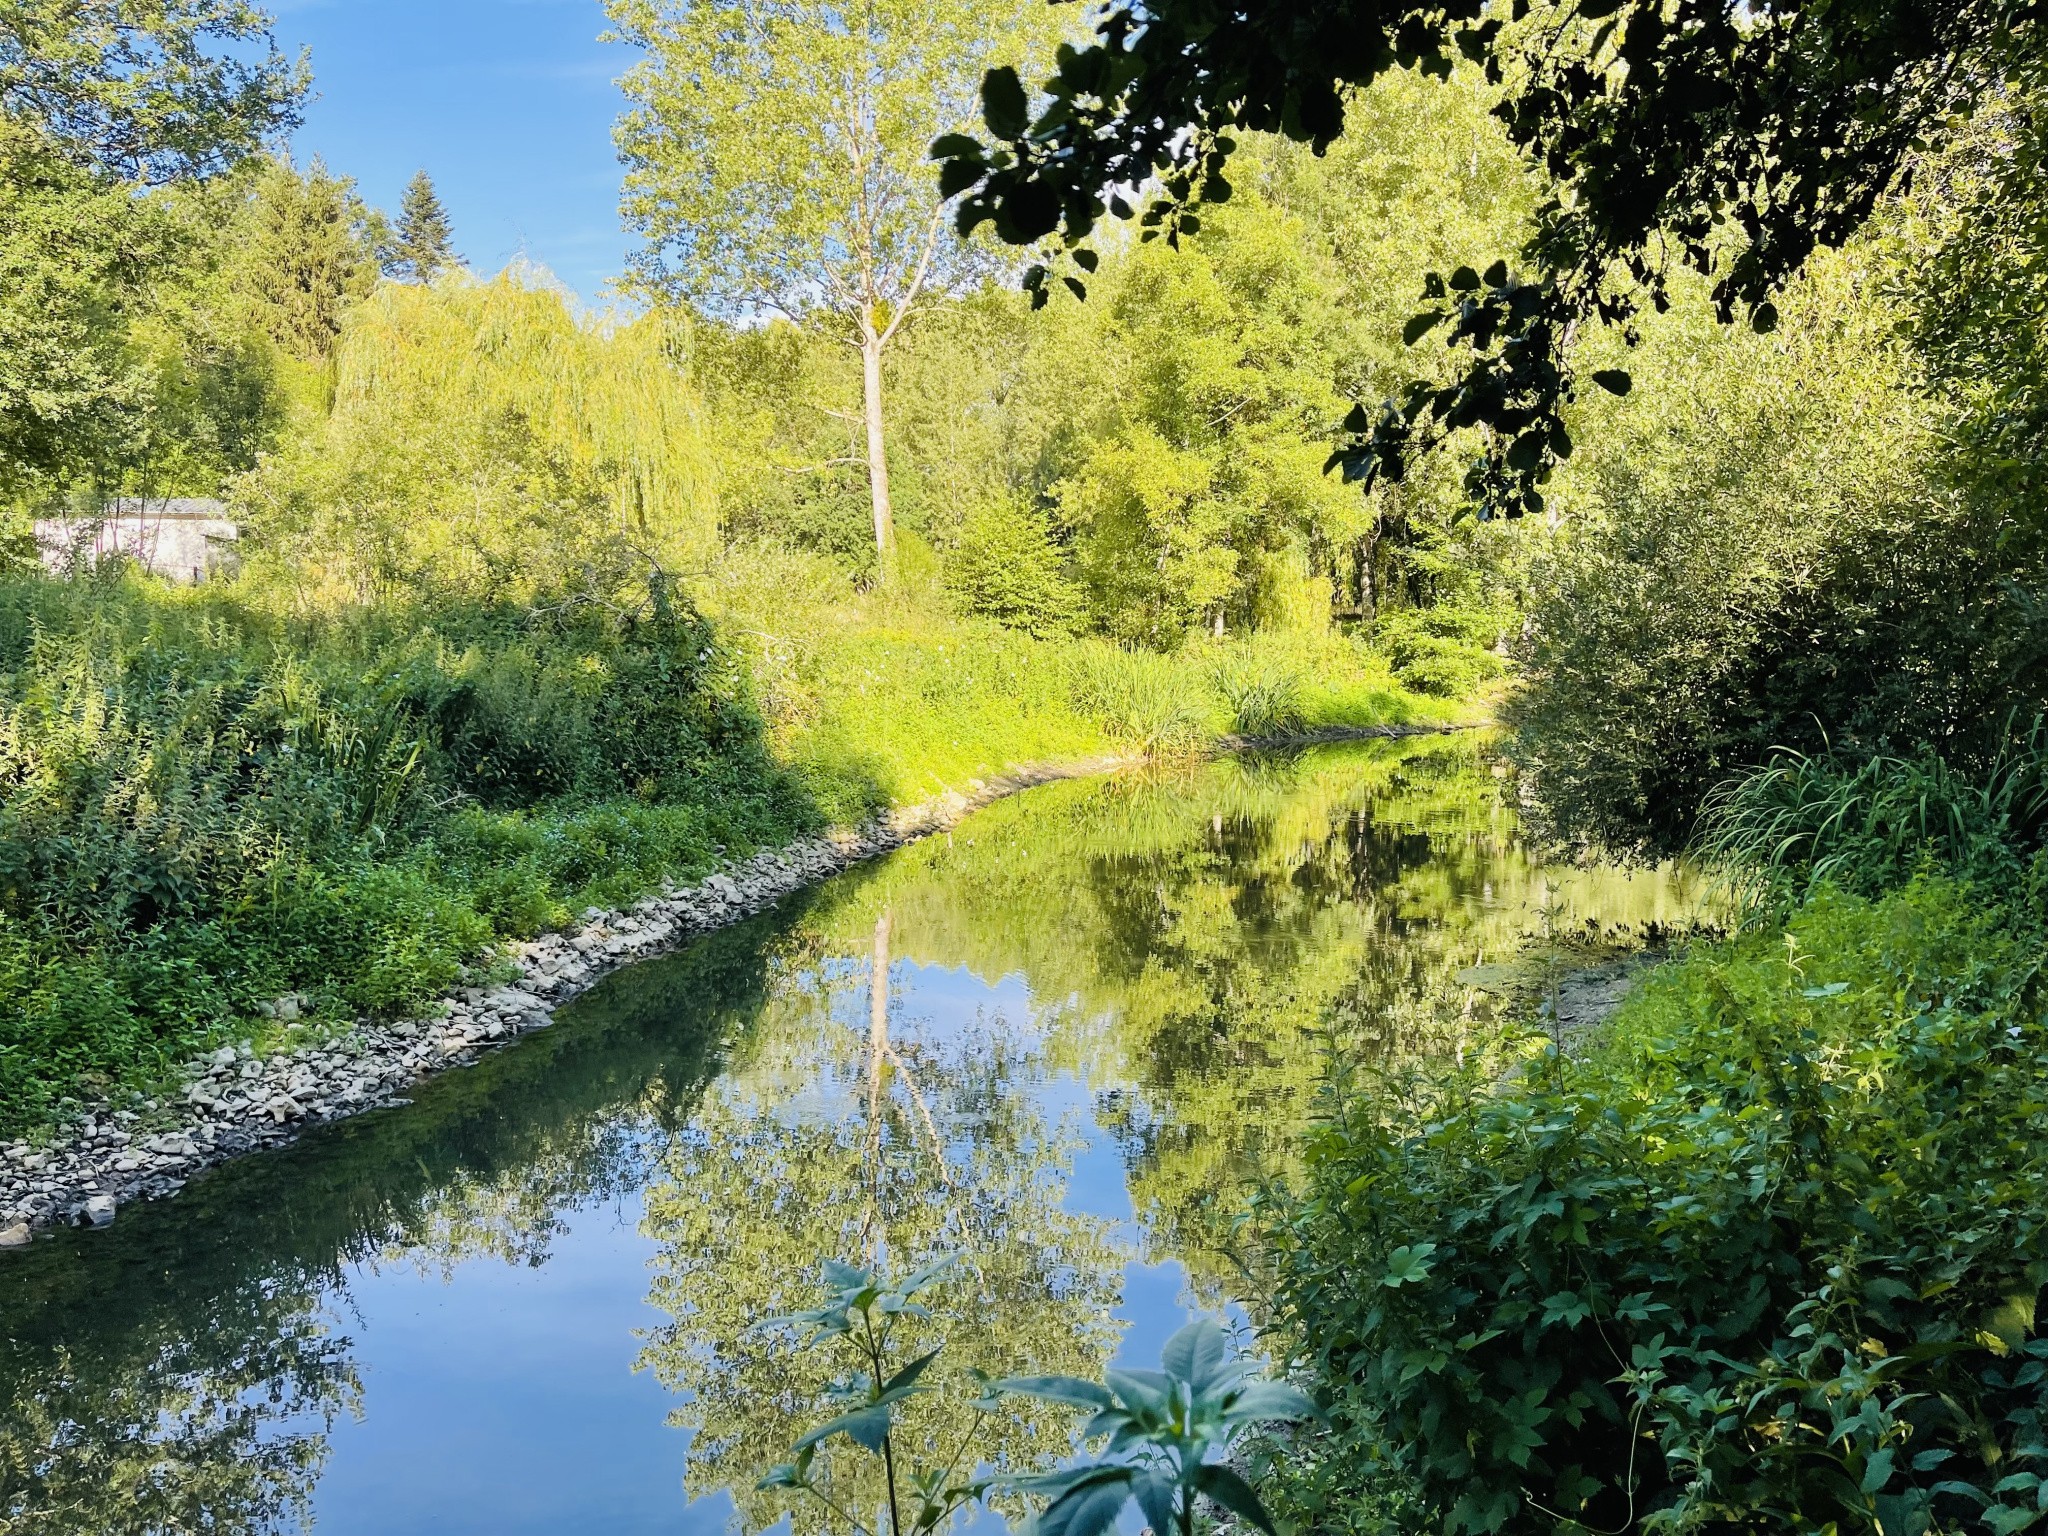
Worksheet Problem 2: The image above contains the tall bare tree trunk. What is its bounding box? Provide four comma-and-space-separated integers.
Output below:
860, 326, 895, 581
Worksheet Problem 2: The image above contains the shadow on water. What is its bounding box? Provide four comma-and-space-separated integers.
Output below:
0, 737, 1708, 1536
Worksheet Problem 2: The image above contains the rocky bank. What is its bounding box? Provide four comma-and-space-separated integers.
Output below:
0, 758, 1145, 1247
0, 723, 1471, 1248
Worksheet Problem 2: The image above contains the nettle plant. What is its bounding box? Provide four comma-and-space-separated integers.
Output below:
757, 1258, 1314, 1536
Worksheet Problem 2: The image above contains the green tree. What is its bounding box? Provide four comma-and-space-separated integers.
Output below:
0, 0, 303, 183
0, 0, 302, 501
388, 169, 457, 283
938, 0, 2036, 518
234, 157, 385, 366
607, 0, 1061, 579
238, 271, 718, 604
0, 126, 163, 501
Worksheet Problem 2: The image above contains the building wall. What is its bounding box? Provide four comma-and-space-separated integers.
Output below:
34, 501, 240, 584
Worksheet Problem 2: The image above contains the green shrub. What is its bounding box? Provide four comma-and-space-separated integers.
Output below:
1215, 657, 1309, 737
945, 498, 1082, 639
1266, 877, 2048, 1536
0, 570, 814, 1131
1374, 607, 1508, 700
1064, 645, 1209, 756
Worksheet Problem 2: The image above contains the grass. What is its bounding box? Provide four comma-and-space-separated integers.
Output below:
708, 545, 1471, 811
0, 551, 1473, 1137
1697, 729, 2048, 914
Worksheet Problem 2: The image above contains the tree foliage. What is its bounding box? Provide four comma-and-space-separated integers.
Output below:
0, 2, 303, 505
240, 270, 716, 603
609, 0, 1064, 572
938, 0, 2041, 517
0, 0, 303, 183
388, 168, 457, 284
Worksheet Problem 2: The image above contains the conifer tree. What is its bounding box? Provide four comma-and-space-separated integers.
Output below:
391, 170, 457, 283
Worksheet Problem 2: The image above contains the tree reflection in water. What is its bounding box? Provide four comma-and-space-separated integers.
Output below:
0, 737, 1704, 1536
636, 900, 1126, 1536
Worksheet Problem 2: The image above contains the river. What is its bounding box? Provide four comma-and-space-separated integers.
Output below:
0, 737, 1703, 1536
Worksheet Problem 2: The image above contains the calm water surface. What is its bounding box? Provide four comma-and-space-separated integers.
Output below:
0, 739, 1704, 1535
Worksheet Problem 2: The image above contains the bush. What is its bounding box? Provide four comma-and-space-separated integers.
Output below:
946, 498, 1082, 638
1501, 234, 2048, 858
1215, 656, 1309, 737
1064, 644, 1209, 756
1374, 606, 1508, 700
0, 570, 813, 1130
1266, 877, 2048, 1536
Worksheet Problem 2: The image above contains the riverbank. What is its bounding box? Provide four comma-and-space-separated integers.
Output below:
0, 569, 1485, 1143
1262, 867, 2048, 1536
0, 725, 1476, 1244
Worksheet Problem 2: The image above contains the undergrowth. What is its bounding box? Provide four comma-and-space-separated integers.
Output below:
1264, 874, 2048, 1536
1263, 733, 2048, 1535
0, 555, 1469, 1135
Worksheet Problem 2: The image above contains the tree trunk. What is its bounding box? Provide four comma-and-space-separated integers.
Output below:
861, 329, 895, 580
861, 907, 892, 1258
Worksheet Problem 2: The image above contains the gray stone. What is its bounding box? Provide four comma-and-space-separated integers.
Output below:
82, 1195, 116, 1227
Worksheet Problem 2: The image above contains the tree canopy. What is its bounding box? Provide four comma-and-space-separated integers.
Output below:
0, 0, 303, 182
608, 0, 1063, 575
937, 0, 2042, 517
388, 168, 457, 283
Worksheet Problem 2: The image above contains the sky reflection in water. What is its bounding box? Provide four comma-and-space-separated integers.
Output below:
0, 739, 1706, 1535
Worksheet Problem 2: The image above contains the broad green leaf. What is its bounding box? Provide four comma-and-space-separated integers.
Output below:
1106, 1367, 1172, 1414
982, 66, 1029, 139
883, 1347, 944, 1395
1194, 1463, 1277, 1536
1382, 1243, 1438, 1288
1132, 1466, 1178, 1536
1224, 1380, 1318, 1424
795, 1402, 891, 1453
1035, 1470, 1134, 1536
1161, 1318, 1227, 1391
997, 1374, 1116, 1409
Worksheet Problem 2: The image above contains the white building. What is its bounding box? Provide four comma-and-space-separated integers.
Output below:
34, 499, 240, 584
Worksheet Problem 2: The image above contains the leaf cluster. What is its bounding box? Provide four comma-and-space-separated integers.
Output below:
758, 1257, 1001, 1536
936, 0, 2039, 517
998, 1319, 1316, 1536
1699, 731, 2048, 918
0, 0, 305, 185
1265, 875, 2048, 1534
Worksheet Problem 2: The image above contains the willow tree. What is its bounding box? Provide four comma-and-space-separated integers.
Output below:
240, 270, 718, 602
606, 0, 1059, 579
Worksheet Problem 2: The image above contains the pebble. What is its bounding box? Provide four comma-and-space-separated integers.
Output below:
0, 751, 1158, 1241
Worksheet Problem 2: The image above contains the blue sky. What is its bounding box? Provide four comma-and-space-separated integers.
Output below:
272, 0, 636, 305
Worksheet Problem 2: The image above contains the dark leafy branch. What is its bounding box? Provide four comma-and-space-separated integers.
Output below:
935, 0, 2039, 516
